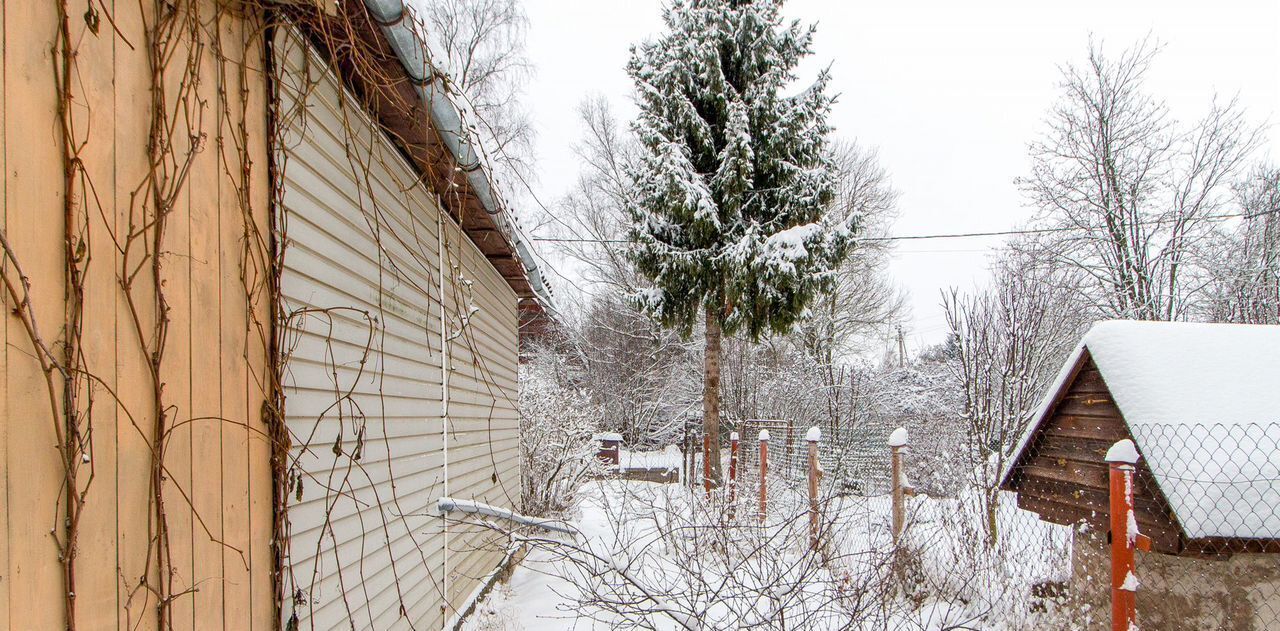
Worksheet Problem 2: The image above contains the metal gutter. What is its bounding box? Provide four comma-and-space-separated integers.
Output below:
363, 0, 553, 307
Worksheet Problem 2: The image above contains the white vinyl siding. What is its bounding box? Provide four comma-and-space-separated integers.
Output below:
275, 27, 520, 631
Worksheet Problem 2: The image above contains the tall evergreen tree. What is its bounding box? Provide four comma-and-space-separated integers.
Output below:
626, 0, 853, 483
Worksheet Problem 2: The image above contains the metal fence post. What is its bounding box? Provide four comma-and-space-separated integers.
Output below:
889, 427, 908, 545
785, 421, 794, 479
681, 423, 689, 486
1106, 438, 1145, 631
758, 429, 769, 524
703, 433, 712, 499
728, 431, 739, 506
807, 427, 822, 550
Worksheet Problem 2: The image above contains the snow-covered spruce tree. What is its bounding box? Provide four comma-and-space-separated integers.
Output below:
626, 0, 852, 484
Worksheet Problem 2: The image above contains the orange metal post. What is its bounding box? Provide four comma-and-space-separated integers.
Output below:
1106, 440, 1140, 631
758, 430, 769, 524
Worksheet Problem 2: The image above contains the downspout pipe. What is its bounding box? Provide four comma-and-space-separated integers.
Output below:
437, 497, 575, 536
363, 0, 553, 308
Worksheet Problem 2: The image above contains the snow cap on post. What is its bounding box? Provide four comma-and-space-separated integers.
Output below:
805, 426, 821, 442
730, 431, 740, 441
758, 429, 770, 441
887, 427, 909, 448
1105, 438, 1141, 464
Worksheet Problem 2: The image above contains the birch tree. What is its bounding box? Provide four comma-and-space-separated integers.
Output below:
413, 0, 536, 194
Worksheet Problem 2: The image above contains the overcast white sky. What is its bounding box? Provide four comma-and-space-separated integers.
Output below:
519, 0, 1279, 352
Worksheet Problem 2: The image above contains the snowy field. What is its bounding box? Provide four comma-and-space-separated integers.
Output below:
462, 478, 1080, 630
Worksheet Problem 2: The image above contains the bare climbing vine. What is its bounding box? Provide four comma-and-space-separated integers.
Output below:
0, 1, 276, 629
270, 3, 535, 628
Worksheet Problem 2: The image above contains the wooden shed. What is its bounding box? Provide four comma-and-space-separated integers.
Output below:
1002, 320, 1280, 556
1, 1, 549, 629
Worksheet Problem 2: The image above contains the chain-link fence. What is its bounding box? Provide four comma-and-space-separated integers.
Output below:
992, 420, 1280, 630
1122, 422, 1280, 630
603, 417, 1279, 629
802, 418, 1280, 629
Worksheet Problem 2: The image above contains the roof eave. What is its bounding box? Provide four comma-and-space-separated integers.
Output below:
285, 0, 553, 311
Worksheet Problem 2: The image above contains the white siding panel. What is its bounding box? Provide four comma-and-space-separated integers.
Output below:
276, 28, 521, 630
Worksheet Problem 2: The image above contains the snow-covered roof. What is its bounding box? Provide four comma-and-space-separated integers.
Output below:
1006, 320, 1280, 541
1083, 320, 1280, 427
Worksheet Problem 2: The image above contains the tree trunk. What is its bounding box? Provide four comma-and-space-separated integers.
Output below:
703, 308, 723, 487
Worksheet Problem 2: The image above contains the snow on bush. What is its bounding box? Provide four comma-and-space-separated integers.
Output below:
519, 350, 607, 516
466, 474, 1078, 630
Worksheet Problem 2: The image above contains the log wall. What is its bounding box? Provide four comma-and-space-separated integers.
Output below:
1006, 353, 1186, 554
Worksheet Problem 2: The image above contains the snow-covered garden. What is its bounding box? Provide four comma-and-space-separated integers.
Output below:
463, 468, 1082, 630
478, 0, 1280, 627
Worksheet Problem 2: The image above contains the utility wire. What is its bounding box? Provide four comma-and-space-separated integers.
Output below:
529, 207, 1279, 245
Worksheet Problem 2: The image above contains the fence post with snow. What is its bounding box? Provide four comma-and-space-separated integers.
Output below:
758, 429, 770, 524
1106, 438, 1150, 631
807, 427, 822, 550
681, 418, 699, 487
888, 427, 910, 545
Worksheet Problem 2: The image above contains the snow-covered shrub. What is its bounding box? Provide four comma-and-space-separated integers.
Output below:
536, 480, 897, 629
520, 349, 606, 516
460, 458, 1082, 629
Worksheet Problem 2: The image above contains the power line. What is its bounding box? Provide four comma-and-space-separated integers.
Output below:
529, 207, 1278, 246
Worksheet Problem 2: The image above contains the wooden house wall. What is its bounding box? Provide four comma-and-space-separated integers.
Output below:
2, 4, 532, 630
1007, 354, 1186, 553
275, 25, 521, 630
0, 3, 275, 629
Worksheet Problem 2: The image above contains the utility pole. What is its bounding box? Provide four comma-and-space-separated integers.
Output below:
896, 324, 906, 368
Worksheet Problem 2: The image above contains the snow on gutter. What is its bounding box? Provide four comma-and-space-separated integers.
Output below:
436, 497, 576, 535
362, 0, 553, 308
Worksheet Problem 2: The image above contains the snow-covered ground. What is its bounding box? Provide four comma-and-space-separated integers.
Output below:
462, 477, 1080, 630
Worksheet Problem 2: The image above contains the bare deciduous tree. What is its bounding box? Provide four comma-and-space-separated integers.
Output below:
1199, 166, 1280, 324
1018, 38, 1263, 321
412, 0, 536, 194
795, 140, 906, 366
943, 248, 1086, 545
576, 295, 700, 446
536, 100, 700, 444
549, 97, 642, 294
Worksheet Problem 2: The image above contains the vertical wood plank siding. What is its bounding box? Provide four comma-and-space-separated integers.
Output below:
0, 2, 274, 628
